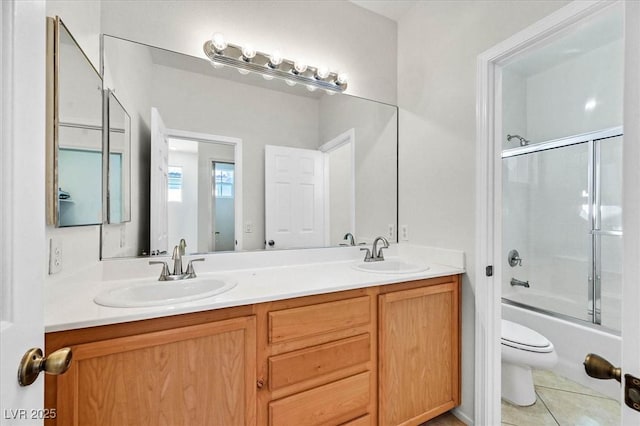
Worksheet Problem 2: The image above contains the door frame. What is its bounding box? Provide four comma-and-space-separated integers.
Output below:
474, 1, 625, 424
164, 128, 243, 251
319, 128, 356, 246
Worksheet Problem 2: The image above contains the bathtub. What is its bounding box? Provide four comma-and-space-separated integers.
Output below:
502, 300, 621, 400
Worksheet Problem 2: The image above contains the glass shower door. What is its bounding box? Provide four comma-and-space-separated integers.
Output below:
502, 142, 592, 323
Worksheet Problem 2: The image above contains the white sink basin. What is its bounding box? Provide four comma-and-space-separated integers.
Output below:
353, 259, 430, 274
94, 277, 237, 308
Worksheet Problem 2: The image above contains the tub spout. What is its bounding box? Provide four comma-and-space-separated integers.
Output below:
510, 277, 530, 288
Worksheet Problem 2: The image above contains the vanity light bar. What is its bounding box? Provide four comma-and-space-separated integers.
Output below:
203, 36, 348, 93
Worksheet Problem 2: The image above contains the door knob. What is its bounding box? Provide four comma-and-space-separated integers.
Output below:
18, 347, 72, 386
584, 353, 621, 382
268, 240, 275, 247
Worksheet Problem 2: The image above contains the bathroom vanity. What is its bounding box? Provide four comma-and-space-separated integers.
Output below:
44, 251, 462, 426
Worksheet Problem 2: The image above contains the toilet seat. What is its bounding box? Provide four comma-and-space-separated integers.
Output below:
501, 319, 553, 353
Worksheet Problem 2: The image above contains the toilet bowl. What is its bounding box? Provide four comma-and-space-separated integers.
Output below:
501, 319, 558, 406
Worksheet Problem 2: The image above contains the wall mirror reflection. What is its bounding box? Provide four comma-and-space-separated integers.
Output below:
106, 90, 132, 224
100, 35, 398, 259
46, 17, 104, 227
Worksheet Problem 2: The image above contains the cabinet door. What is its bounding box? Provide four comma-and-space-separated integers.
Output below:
56, 316, 256, 426
378, 281, 460, 426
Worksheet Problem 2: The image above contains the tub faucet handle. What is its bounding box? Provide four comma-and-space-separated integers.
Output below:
508, 249, 523, 267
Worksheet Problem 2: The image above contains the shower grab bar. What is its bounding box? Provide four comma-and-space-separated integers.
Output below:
510, 278, 530, 288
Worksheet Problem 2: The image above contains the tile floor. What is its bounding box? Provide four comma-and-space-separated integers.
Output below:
502, 369, 620, 426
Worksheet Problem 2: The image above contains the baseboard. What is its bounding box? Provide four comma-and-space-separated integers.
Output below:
452, 407, 474, 426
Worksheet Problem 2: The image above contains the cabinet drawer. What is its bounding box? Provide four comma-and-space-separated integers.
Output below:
269, 296, 370, 343
269, 334, 370, 390
269, 372, 370, 426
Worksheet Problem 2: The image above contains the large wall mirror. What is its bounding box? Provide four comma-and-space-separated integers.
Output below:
100, 35, 398, 258
46, 17, 104, 227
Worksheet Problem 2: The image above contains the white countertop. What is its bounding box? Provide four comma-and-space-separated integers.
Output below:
45, 244, 465, 332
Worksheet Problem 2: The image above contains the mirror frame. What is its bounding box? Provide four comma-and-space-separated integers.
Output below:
46, 16, 104, 227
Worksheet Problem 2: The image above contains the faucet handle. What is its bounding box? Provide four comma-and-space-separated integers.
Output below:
377, 246, 387, 260
149, 261, 170, 281
185, 258, 205, 278
360, 247, 372, 262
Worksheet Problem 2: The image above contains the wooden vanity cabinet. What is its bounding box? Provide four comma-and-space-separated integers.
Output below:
45, 275, 460, 426
256, 288, 378, 426
378, 276, 461, 426
45, 306, 257, 426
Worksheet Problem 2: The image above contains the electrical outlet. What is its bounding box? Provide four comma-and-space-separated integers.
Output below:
387, 224, 395, 240
401, 225, 409, 241
245, 221, 253, 233
49, 238, 63, 275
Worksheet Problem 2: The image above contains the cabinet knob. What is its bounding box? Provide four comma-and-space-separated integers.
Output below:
18, 347, 73, 386
256, 378, 265, 389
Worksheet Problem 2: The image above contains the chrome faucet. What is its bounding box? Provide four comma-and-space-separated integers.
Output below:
149, 239, 204, 281
343, 233, 356, 246
361, 236, 389, 262
173, 238, 187, 276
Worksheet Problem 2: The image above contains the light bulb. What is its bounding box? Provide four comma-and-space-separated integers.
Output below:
306, 85, 317, 92
238, 68, 250, 75
315, 66, 330, 79
269, 50, 283, 68
293, 60, 307, 74
241, 44, 256, 60
285, 79, 296, 87
337, 73, 348, 85
211, 33, 227, 52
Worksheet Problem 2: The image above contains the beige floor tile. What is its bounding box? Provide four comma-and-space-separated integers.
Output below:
501, 396, 559, 426
533, 370, 609, 398
536, 387, 620, 426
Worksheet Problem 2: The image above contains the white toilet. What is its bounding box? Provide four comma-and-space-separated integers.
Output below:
501, 319, 558, 406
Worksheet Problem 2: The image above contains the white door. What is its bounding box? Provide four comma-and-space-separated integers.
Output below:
265, 145, 324, 249
150, 107, 169, 255
1, 0, 47, 419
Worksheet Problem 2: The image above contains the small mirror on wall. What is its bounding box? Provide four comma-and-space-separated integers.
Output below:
46, 17, 103, 227
106, 90, 131, 223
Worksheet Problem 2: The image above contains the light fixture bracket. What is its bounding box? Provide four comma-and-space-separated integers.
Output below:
203, 40, 347, 92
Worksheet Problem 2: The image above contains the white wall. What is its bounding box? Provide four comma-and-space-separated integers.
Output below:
100, 0, 397, 105
150, 63, 320, 251
319, 94, 397, 243
397, 1, 570, 421
47, 0, 397, 263
45, 0, 103, 276
101, 38, 153, 257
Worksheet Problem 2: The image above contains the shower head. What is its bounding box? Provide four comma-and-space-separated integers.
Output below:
507, 134, 530, 146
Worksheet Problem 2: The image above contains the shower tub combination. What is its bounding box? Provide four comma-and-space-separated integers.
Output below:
502, 128, 623, 400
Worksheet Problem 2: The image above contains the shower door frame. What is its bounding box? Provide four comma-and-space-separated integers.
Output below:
501, 126, 623, 328
473, 1, 640, 425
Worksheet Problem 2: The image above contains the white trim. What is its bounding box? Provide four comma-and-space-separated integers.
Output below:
0, 0, 12, 322
319, 128, 356, 245
164, 128, 244, 251
474, 1, 617, 424
622, 1, 640, 424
